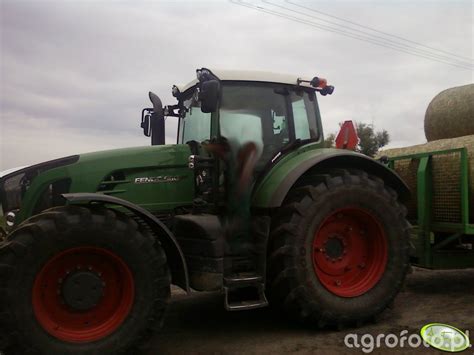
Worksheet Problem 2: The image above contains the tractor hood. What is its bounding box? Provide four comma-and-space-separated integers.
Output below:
2, 144, 194, 226
75, 144, 192, 179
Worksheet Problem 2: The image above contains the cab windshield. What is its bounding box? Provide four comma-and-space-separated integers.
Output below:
178, 95, 211, 144
178, 82, 320, 163
220, 83, 319, 164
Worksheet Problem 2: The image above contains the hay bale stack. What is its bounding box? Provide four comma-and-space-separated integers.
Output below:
424, 84, 474, 141
380, 135, 474, 223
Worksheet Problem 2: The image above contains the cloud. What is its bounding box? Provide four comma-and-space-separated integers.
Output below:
1, 0, 472, 170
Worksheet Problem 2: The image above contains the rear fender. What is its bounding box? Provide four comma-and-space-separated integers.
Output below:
252, 149, 410, 208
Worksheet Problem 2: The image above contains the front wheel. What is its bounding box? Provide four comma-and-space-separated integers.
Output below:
0, 206, 171, 354
267, 170, 410, 327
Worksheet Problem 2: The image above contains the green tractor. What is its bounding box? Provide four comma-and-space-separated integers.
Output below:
0, 68, 410, 354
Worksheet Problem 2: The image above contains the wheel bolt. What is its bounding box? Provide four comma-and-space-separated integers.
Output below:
358, 263, 366, 269
335, 280, 341, 286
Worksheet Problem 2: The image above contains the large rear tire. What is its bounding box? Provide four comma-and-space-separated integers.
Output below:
267, 169, 410, 327
0, 206, 170, 354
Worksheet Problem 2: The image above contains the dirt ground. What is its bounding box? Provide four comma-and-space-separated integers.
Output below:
149, 267, 474, 354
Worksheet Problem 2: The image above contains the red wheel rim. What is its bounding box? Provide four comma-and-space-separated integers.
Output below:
312, 207, 388, 297
32, 247, 134, 343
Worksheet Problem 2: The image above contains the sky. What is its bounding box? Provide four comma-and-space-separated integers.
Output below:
0, 0, 472, 171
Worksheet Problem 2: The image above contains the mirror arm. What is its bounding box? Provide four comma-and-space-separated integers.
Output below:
141, 108, 153, 118
164, 104, 181, 117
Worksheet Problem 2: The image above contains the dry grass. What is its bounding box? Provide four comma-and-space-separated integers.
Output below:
424, 84, 474, 141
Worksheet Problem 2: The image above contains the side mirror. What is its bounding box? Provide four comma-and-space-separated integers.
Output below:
141, 109, 152, 137
198, 80, 219, 113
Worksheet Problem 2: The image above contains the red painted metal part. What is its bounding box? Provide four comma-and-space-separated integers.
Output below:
312, 207, 388, 297
335, 120, 359, 150
32, 247, 134, 343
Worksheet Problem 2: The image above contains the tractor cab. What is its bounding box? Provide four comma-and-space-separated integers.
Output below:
142, 68, 333, 167
141, 68, 334, 208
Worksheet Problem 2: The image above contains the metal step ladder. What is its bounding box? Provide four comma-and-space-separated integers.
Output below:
223, 273, 268, 311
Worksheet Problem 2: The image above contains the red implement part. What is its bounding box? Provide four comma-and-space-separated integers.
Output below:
335, 120, 358, 150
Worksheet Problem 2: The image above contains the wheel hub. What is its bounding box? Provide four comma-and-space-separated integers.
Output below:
324, 236, 345, 260
61, 270, 104, 311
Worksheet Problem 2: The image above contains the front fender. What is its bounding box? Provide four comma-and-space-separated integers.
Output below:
252, 148, 409, 208
62, 192, 190, 292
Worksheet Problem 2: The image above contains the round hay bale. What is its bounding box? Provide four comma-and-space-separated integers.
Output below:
380, 135, 474, 223
424, 84, 474, 141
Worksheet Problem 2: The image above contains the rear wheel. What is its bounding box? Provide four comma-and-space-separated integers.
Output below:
0, 206, 170, 354
268, 170, 410, 327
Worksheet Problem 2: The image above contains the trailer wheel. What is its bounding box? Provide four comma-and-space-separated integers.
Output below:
268, 169, 410, 327
0, 206, 170, 354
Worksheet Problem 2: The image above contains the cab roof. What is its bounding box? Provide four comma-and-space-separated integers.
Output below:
176, 69, 316, 93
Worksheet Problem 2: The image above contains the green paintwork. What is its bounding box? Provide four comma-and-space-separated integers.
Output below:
252, 144, 362, 207
417, 156, 432, 267
388, 148, 474, 269
17, 144, 194, 223
16, 138, 365, 223
252, 146, 389, 208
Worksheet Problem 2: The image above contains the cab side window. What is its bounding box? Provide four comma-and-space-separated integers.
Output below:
291, 91, 318, 140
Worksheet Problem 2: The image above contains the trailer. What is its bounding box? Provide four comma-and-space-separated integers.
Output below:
387, 147, 474, 269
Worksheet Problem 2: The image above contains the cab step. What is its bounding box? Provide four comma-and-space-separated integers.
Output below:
224, 273, 268, 311
224, 273, 262, 286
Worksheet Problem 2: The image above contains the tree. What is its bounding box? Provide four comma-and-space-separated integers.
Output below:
355, 122, 390, 157
323, 132, 336, 148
